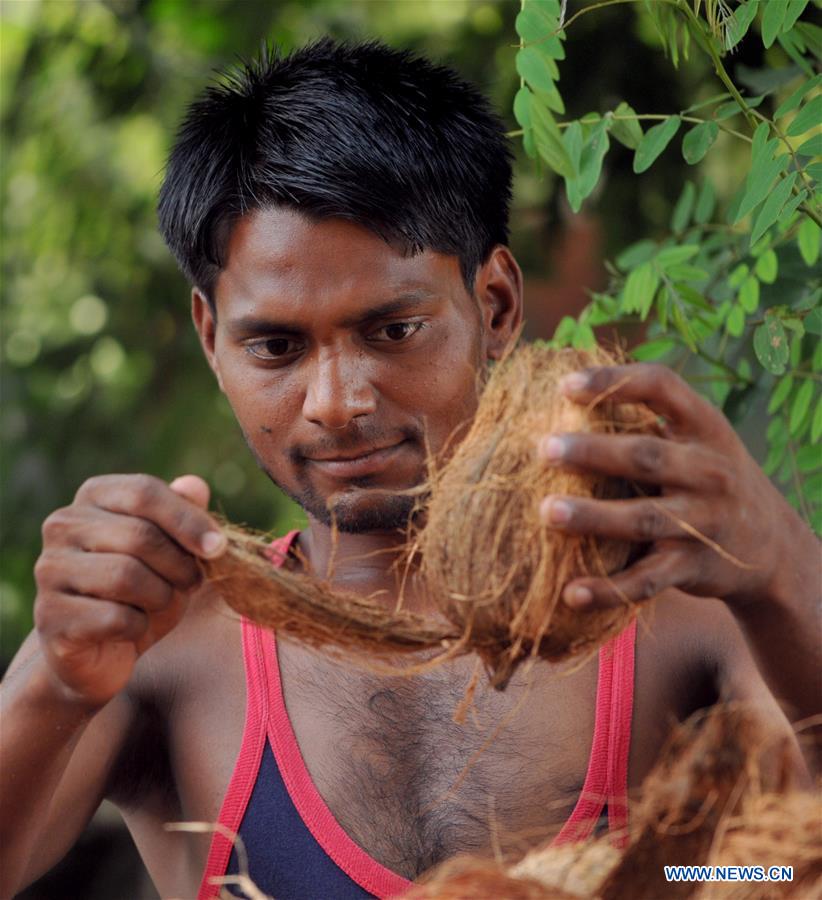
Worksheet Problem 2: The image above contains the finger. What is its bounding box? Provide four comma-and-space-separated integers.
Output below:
537, 432, 730, 493
169, 474, 210, 509
559, 364, 724, 438
561, 549, 691, 610
540, 494, 702, 543
38, 550, 175, 614
36, 591, 149, 646
75, 474, 226, 559
42, 507, 201, 591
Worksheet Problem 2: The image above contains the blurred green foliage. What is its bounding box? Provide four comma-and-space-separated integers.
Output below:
2, 0, 811, 660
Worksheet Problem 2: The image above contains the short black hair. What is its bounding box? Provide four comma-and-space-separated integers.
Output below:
157, 38, 513, 305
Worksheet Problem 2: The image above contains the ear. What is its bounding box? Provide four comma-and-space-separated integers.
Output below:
474, 246, 524, 361
191, 288, 225, 392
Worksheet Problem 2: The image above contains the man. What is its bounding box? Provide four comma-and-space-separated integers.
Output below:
1, 39, 819, 900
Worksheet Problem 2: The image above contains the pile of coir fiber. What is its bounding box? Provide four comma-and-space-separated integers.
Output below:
406, 704, 821, 900
203, 343, 658, 687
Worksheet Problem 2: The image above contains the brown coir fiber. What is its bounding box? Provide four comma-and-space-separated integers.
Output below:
202, 343, 657, 686
404, 705, 820, 900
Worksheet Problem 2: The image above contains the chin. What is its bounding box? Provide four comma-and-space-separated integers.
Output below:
322, 490, 418, 534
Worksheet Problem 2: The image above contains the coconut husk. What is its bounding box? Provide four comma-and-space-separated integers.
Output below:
202, 343, 658, 686
403, 705, 820, 900
699, 790, 822, 899
415, 344, 654, 686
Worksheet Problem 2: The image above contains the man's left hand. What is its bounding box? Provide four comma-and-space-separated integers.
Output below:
537, 362, 814, 612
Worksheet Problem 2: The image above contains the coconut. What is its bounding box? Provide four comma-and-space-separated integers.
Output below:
202, 343, 657, 686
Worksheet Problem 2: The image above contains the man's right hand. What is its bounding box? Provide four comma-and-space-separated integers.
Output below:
33, 473, 227, 709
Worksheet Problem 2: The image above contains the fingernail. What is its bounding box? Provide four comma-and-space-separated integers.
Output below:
565, 585, 593, 608
201, 531, 226, 557
560, 372, 589, 395
538, 435, 566, 463
540, 496, 573, 525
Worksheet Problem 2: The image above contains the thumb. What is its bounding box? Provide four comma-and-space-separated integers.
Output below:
169, 474, 211, 510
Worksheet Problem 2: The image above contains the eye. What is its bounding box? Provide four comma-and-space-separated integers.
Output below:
245, 337, 303, 360
370, 321, 427, 343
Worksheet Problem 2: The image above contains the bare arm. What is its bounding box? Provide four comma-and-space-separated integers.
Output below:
0, 474, 225, 897
0, 634, 137, 894
536, 363, 821, 740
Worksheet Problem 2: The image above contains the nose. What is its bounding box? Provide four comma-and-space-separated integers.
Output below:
302, 346, 377, 429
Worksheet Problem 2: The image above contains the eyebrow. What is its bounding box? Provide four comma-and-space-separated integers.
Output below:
226, 289, 439, 337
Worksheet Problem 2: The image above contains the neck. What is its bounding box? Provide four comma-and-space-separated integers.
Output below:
297, 518, 426, 612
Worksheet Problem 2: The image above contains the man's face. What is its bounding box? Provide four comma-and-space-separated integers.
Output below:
198, 206, 499, 534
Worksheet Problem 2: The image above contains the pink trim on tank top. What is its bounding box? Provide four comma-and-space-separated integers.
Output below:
199, 531, 636, 898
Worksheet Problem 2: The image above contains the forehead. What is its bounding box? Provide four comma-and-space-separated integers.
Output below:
213, 206, 467, 318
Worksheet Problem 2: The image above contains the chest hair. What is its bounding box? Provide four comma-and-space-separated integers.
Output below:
284, 653, 588, 879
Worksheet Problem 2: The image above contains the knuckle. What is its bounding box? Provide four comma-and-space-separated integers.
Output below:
41, 508, 73, 543
124, 474, 162, 512
131, 518, 167, 554
631, 439, 664, 476
33, 552, 59, 587
109, 557, 145, 596
634, 508, 666, 541
637, 574, 661, 600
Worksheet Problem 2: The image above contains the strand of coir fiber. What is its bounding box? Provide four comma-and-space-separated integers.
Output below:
201, 343, 659, 688
407, 703, 821, 900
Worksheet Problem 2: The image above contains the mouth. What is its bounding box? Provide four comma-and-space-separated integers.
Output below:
306, 440, 409, 479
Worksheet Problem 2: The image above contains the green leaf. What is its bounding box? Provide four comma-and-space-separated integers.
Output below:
617, 240, 657, 270
777, 28, 816, 77
564, 118, 610, 212
726, 304, 746, 336
728, 263, 750, 289
739, 275, 761, 313
682, 121, 718, 165
516, 0, 560, 43
778, 189, 809, 226
609, 102, 643, 150
797, 133, 822, 157
754, 318, 790, 373
755, 249, 779, 283
514, 88, 532, 129
763, 440, 788, 476
668, 264, 709, 281
774, 72, 822, 119
786, 96, 822, 136
694, 179, 716, 225
789, 378, 813, 434
798, 218, 821, 266
631, 337, 678, 361
796, 443, 820, 471
552, 315, 577, 345
768, 374, 794, 413
516, 47, 559, 94
762, 0, 788, 49
805, 306, 822, 335
571, 322, 596, 350
671, 181, 695, 233
531, 102, 575, 178
633, 116, 681, 174
734, 154, 789, 224
783, 0, 811, 34
676, 283, 713, 311
656, 245, 699, 266
725, 0, 760, 51
750, 172, 798, 246
562, 120, 583, 176
622, 262, 660, 317
812, 396, 822, 443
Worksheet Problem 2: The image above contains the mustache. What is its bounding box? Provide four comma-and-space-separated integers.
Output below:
288, 423, 425, 464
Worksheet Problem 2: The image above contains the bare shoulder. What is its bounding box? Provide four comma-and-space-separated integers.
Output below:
630, 589, 806, 784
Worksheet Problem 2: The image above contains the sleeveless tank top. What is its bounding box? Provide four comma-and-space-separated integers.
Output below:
198, 532, 637, 899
